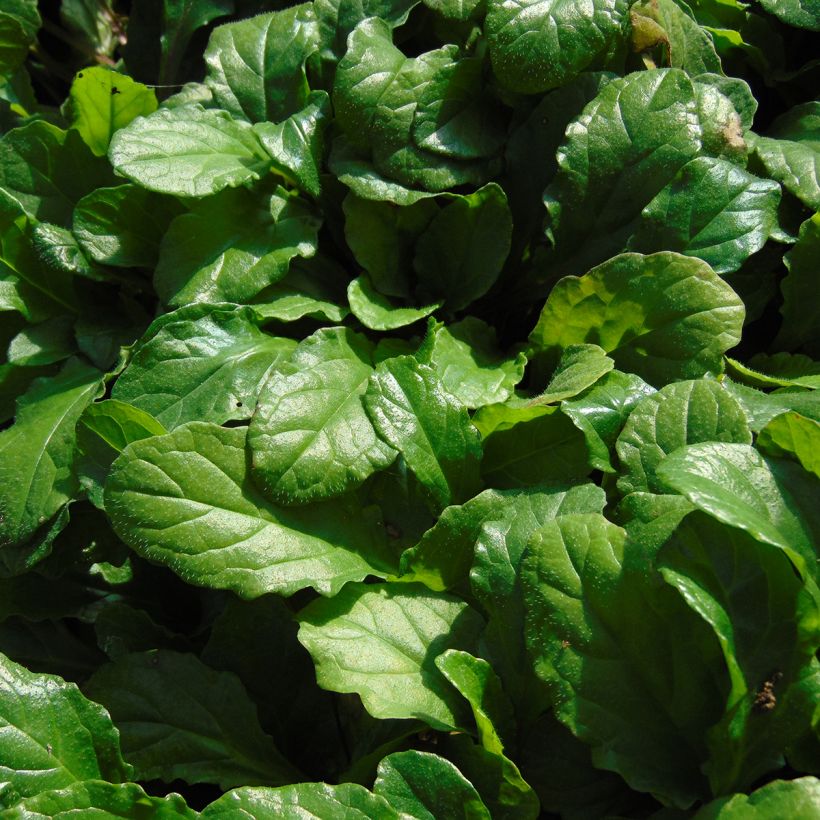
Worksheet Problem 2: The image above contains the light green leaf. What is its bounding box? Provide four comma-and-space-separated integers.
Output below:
348, 275, 441, 331
0, 360, 101, 557
76, 399, 167, 509
108, 105, 272, 198
522, 513, 726, 807
757, 412, 820, 478
777, 212, 820, 351
67, 67, 158, 157
248, 327, 396, 504
561, 370, 655, 472
364, 355, 482, 510
201, 783, 399, 819
0, 652, 130, 809
413, 184, 512, 311
111, 304, 296, 429
253, 92, 329, 199
105, 422, 393, 598
0, 122, 113, 225
693, 777, 820, 818
72, 184, 185, 269
205, 5, 319, 124
533, 344, 614, 405
529, 252, 745, 387
84, 651, 298, 789
419, 318, 526, 409
628, 157, 781, 274
154, 183, 320, 307
485, 0, 629, 93
374, 751, 491, 819
657, 442, 820, 580
297, 582, 484, 730
754, 103, 820, 211
616, 378, 752, 495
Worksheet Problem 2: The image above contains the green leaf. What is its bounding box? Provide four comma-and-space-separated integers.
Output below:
348, 275, 441, 331
401, 481, 604, 593
616, 378, 752, 495
754, 103, 820, 211
776, 212, 820, 351
0, 122, 114, 225
521, 513, 726, 807
0, 0, 39, 80
529, 252, 745, 387
108, 105, 272, 198
364, 355, 482, 510
201, 596, 337, 769
154, 183, 320, 307
333, 19, 499, 191
201, 783, 399, 819
541, 70, 746, 276
253, 91, 329, 199
252, 255, 348, 324
758, 412, 820, 478
469, 483, 606, 713
435, 650, 515, 755
630, 0, 722, 75
0, 652, 130, 808
533, 344, 614, 405
660, 513, 820, 795
656, 442, 820, 581
561, 370, 655, 472
343, 193, 437, 300
105, 422, 393, 598
0, 360, 101, 556
503, 73, 614, 256
413, 184, 512, 311
248, 327, 396, 504
0, 780, 196, 818
746, 353, 820, 389
204, 5, 319, 124
297, 582, 484, 729
419, 318, 526, 409
725, 379, 820, 431
76, 399, 167, 509
693, 777, 820, 818
111, 304, 296, 429
84, 650, 298, 789
628, 157, 781, 274
6, 316, 75, 367
374, 751, 491, 819
67, 67, 158, 157
72, 184, 185, 269
757, 0, 819, 29
485, 0, 629, 93
477, 404, 593, 489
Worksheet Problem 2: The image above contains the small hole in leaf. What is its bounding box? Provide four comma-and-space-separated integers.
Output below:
236, 401, 243, 407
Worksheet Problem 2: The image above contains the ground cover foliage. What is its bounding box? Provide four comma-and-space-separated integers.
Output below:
0, 0, 819, 815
